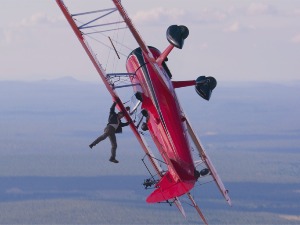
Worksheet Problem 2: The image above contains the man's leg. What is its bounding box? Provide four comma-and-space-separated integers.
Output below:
89, 126, 109, 148
107, 127, 118, 163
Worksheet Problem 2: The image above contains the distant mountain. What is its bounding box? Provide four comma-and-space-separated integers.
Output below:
1, 78, 299, 154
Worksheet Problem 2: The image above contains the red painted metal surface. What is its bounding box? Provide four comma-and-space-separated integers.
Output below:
126, 47, 197, 202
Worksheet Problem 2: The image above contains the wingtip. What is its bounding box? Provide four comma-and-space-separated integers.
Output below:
227, 199, 232, 207
174, 197, 186, 218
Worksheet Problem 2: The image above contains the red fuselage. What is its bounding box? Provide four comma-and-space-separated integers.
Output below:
126, 47, 197, 198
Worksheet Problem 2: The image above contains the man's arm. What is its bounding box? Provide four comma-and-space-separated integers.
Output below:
110, 102, 117, 114
120, 121, 130, 127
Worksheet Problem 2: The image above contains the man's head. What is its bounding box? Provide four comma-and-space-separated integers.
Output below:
117, 112, 124, 119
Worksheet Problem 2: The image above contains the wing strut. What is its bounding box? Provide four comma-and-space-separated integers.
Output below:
185, 116, 232, 206
187, 192, 208, 225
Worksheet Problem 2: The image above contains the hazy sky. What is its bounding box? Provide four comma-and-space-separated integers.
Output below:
1, 0, 300, 83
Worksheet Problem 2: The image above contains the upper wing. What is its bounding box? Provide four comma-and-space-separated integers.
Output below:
185, 116, 232, 206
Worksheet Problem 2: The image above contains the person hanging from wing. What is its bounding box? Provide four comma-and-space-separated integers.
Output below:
89, 100, 130, 163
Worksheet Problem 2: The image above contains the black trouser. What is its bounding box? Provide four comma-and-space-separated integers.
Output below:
91, 125, 117, 158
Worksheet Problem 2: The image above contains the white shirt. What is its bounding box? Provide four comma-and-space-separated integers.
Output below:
109, 119, 120, 130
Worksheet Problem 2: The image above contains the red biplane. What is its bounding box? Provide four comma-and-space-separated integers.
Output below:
56, 1, 231, 224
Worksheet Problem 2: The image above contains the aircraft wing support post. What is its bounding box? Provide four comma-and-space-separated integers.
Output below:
156, 44, 174, 66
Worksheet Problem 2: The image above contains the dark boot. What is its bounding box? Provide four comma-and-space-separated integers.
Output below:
109, 157, 119, 163
89, 144, 94, 149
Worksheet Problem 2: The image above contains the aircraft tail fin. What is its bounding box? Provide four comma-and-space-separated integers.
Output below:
146, 171, 194, 203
